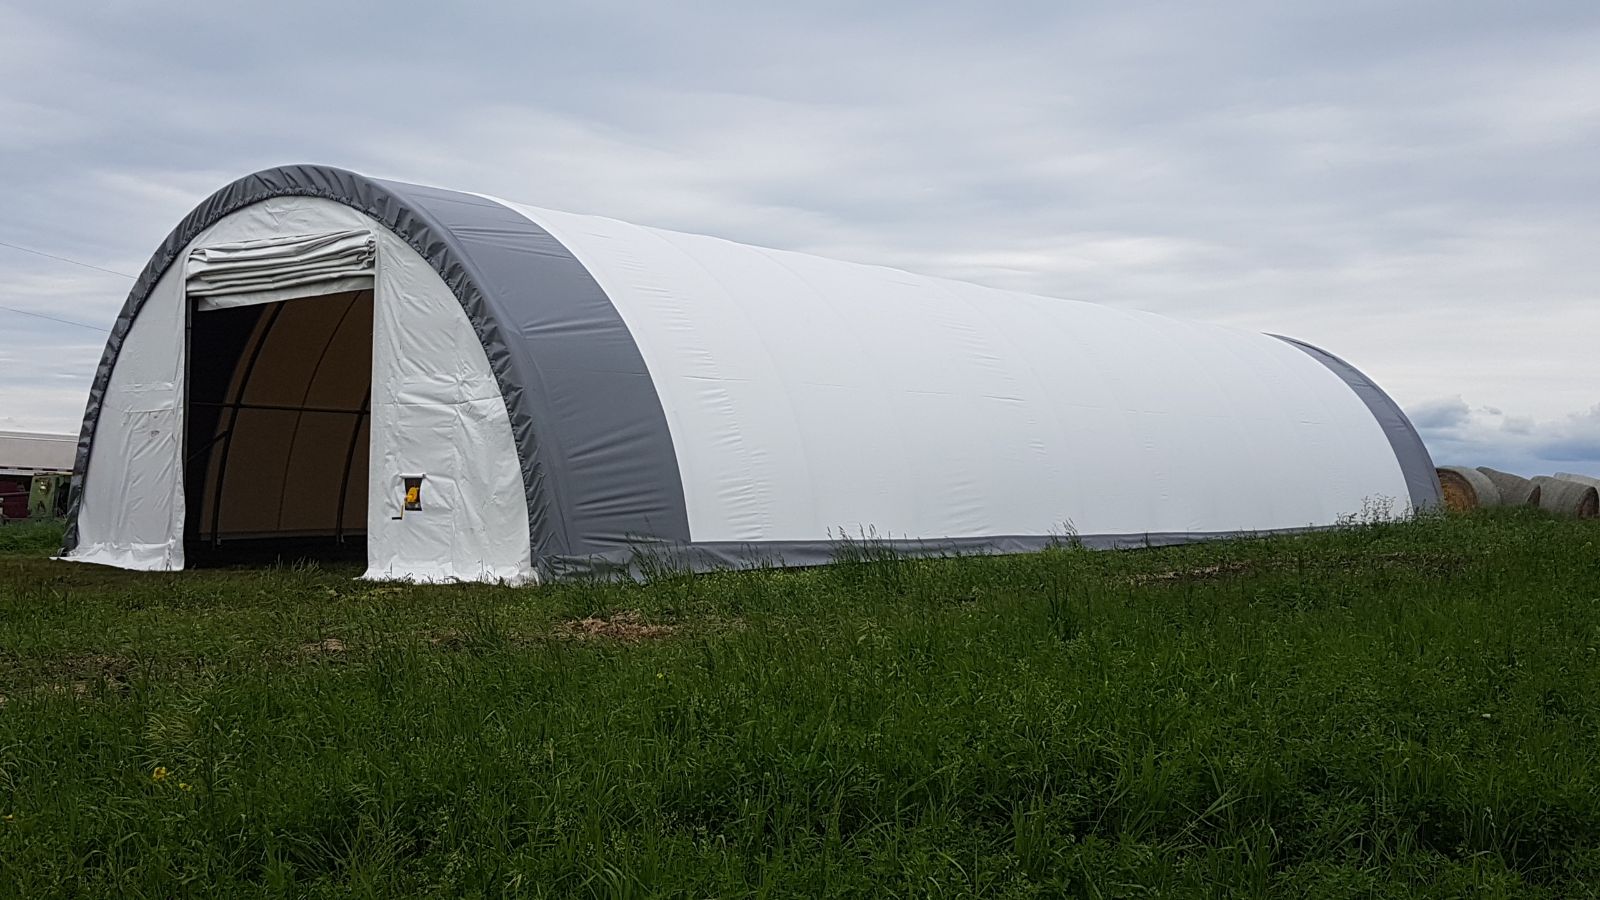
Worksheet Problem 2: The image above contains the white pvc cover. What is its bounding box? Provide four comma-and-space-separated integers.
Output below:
492, 198, 1414, 543
73, 185, 1415, 581
187, 229, 374, 299
69, 198, 531, 582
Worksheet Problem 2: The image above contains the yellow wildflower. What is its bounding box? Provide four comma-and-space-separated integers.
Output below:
151, 766, 169, 782
179, 782, 192, 792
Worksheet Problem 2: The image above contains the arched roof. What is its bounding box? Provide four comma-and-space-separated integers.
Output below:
68, 165, 1439, 576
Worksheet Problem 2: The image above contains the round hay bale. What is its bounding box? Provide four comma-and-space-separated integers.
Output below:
1436, 466, 1502, 512
1531, 476, 1600, 519
1475, 467, 1542, 507
1554, 472, 1600, 491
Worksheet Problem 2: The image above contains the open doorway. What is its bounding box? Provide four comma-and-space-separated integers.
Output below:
184, 290, 373, 565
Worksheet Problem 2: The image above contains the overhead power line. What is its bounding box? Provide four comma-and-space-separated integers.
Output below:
0, 239, 136, 279
0, 303, 111, 333
0, 239, 127, 333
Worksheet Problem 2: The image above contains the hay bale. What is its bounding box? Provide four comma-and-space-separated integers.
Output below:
1475, 467, 1542, 507
1531, 476, 1600, 519
1436, 466, 1502, 512
1554, 472, 1600, 491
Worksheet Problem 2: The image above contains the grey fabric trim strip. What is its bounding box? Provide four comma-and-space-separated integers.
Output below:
540, 527, 1335, 580
1272, 335, 1441, 511
63, 165, 690, 565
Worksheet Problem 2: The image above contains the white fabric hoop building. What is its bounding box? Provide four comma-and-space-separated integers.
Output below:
61, 166, 1439, 582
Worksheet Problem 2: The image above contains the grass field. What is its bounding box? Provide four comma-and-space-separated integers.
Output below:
1, 511, 1598, 898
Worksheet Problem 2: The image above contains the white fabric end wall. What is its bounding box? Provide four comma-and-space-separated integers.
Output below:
68, 198, 531, 583
364, 226, 532, 584
69, 264, 187, 570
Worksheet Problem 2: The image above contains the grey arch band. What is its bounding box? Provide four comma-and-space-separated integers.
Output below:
1273, 334, 1441, 512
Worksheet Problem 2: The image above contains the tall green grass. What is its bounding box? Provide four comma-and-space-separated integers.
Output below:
0, 520, 64, 555
1, 511, 1597, 897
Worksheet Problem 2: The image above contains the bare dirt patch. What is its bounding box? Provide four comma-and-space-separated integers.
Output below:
557, 610, 676, 643
428, 629, 468, 650
300, 637, 348, 656
1129, 561, 1254, 586
0, 654, 143, 702
62, 653, 135, 680
1128, 551, 1471, 587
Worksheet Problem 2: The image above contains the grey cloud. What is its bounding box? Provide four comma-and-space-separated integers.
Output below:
1500, 416, 1535, 435
1407, 396, 1471, 432
1537, 437, 1600, 464
1413, 398, 1600, 477
1532, 405, 1600, 464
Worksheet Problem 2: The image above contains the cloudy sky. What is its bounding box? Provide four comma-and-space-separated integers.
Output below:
2, 1, 1596, 476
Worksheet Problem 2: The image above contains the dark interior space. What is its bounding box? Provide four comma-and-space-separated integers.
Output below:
184, 290, 372, 565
